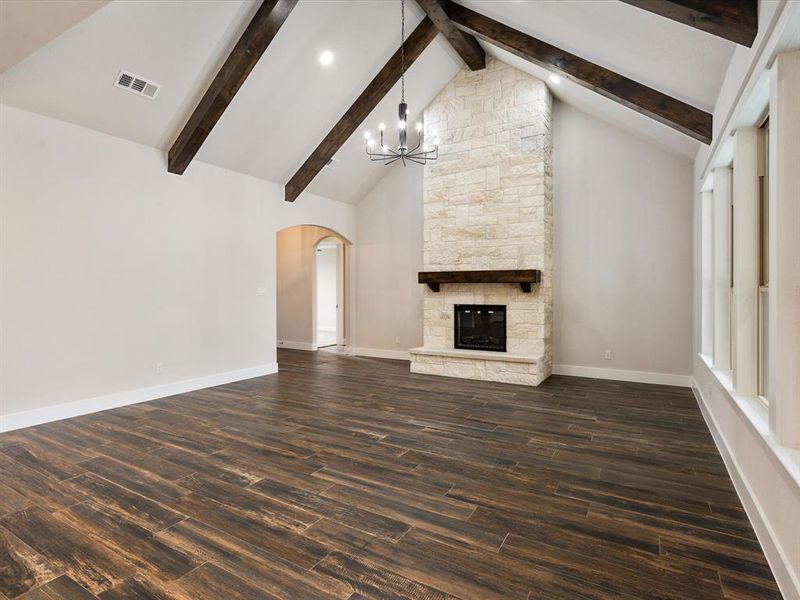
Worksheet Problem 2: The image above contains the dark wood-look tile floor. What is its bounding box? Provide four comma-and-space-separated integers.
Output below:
0, 349, 781, 599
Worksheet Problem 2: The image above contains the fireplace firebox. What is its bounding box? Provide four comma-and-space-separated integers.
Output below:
454, 304, 507, 352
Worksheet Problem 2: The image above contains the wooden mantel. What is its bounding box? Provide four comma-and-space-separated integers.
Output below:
418, 269, 542, 293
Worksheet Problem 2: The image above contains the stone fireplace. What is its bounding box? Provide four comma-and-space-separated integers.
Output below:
409, 58, 553, 386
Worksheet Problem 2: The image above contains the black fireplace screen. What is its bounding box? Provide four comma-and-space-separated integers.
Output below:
454, 304, 507, 352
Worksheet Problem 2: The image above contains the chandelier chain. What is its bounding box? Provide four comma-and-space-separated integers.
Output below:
400, 0, 405, 101
363, 0, 438, 166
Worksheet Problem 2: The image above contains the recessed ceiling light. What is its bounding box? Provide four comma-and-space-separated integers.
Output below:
549, 74, 561, 85
319, 50, 334, 66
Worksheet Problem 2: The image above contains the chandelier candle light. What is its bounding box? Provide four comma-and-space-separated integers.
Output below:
364, 0, 439, 166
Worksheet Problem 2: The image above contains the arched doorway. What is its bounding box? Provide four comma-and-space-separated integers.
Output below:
275, 225, 351, 354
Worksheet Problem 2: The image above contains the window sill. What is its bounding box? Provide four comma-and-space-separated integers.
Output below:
698, 353, 800, 490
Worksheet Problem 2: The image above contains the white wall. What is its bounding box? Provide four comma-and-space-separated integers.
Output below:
352, 162, 424, 358
0, 104, 355, 429
552, 101, 694, 383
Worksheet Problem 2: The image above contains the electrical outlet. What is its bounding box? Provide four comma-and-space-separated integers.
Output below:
603, 350, 612, 360
155, 362, 165, 374
395, 336, 401, 346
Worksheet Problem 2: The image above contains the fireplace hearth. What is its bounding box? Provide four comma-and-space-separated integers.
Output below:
454, 305, 507, 352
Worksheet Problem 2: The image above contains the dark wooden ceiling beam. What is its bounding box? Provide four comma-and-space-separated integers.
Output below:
284, 17, 438, 202
415, 0, 485, 70
168, 0, 298, 175
619, 0, 758, 47
445, 2, 712, 144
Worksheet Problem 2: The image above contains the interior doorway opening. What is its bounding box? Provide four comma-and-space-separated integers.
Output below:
275, 225, 350, 355
315, 236, 344, 349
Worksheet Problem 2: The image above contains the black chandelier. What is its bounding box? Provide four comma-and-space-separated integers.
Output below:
364, 0, 439, 166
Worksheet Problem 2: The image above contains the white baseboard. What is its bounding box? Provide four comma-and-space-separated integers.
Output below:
692, 377, 800, 600
552, 364, 691, 387
0, 363, 278, 433
349, 347, 410, 361
277, 340, 315, 351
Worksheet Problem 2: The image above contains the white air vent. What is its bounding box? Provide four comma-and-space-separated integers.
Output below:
114, 70, 160, 99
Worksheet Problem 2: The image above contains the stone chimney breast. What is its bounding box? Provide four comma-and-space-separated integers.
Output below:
410, 58, 553, 386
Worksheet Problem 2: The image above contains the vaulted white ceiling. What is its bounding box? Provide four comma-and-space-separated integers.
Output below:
193, 1, 464, 204
0, 0, 736, 204
461, 0, 733, 112
460, 0, 736, 159
0, 0, 109, 72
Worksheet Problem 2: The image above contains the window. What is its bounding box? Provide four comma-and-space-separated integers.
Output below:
757, 119, 769, 401
701, 191, 714, 356
712, 166, 733, 373
730, 169, 736, 375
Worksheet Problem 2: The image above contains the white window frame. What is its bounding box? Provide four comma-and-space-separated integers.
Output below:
757, 119, 769, 407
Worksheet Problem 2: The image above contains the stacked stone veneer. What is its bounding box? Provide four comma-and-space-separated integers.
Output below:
409, 58, 553, 386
